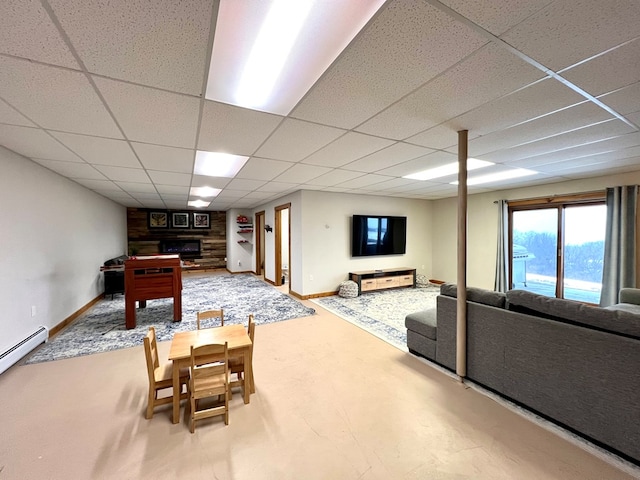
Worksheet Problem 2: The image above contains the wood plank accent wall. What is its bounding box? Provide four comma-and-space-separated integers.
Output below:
126, 208, 226, 269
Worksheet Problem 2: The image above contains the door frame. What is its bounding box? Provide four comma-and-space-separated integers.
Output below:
275, 203, 291, 289
254, 211, 265, 276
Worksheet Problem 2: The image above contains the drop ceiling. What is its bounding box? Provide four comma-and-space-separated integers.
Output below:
1, 0, 639, 211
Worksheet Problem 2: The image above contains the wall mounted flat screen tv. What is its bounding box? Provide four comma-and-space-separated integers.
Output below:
351, 215, 407, 257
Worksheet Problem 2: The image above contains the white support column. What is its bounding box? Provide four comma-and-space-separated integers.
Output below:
456, 130, 468, 379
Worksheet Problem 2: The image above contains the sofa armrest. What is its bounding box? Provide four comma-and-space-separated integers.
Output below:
619, 288, 640, 305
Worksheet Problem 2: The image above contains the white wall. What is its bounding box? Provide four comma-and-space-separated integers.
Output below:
251, 190, 433, 296
0, 147, 126, 355
226, 209, 254, 272
432, 171, 640, 289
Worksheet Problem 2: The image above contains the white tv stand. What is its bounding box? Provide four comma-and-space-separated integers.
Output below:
349, 267, 416, 294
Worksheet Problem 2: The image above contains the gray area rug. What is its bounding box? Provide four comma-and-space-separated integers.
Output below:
312, 286, 440, 351
25, 274, 315, 364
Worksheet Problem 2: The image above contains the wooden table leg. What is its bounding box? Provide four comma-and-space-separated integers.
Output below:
125, 296, 136, 329
172, 360, 180, 424
244, 347, 252, 404
173, 291, 182, 322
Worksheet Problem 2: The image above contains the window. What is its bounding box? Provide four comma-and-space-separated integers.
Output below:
508, 193, 606, 304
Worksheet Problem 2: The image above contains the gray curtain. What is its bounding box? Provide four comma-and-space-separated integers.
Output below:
600, 185, 638, 306
494, 200, 509, 292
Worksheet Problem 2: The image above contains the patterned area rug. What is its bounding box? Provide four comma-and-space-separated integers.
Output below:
25, 274, 315, 364
312, 286, 440, 351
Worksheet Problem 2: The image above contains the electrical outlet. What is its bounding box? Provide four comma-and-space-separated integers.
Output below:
237, 260, 241, 266
421, 265, 425, 269
309, 274, 314, 281
31, 306, 37, 317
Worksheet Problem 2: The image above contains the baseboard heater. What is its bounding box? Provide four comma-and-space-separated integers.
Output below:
0, 326, 48, 375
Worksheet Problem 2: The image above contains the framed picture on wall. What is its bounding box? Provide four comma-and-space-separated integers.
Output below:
171, 212, 190, 229
193, 212, 210, 229
148, 211, 168, 228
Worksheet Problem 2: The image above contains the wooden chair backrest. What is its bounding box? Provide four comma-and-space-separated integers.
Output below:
143, 326, 159, 384
190, 342, 228, 380
196, 309, 224, 329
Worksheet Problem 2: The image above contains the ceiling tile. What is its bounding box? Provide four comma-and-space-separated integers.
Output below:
273, 164, 332, 184
413, 78, 585, 143
114, 182, 158, 194
507, 132, 640, 167
256, 182, 301, 193
466, 102, 614, 156
147, 170, 191, 186
0, 98, 36, 127
485, 120, 636, 163
301, 132, 395, 168
356, 43, 544, 139
0, 0, 79, 68
224, 178, 266, 191
562, 38, 640, 96
73, 178, 122, 191
216, 190, 248, 200
131, 143, 194, 173
405, 124, 470, 150
439, 0, 554, 36
156, 185, 191, 195
255, 119, 345, 162
0, 57, 121, 138
291, 0, 487, 129
129, 192, 162, 201
160, 193, 189, 201
94, 76, 199, 148
191, 175, 231, 189
48, 0, 212, 94
599, 82, 640, 116
51, 132, 140, 167
303, 169, 364, 187
32, 159, 106, 180
371, 178, 427, 192
342, 142, 433, 173
98, 192, 137, 202
0, 125, 82, 162
501, 0, 640, 71
334, 173, 393, 189
235, 158, 295, 181
375, 150, 458, 177
198, 101, 283, 156
94, 165, 150, 183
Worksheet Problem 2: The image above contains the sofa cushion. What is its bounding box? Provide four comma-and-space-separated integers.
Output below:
604, 302, 640, 315
405, 309, 437, 340
506, 289, 640, 339
440, 283, 506, 308
618, 288, 640, 305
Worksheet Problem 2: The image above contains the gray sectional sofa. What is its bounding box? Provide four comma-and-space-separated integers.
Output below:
405, 284, 640, 464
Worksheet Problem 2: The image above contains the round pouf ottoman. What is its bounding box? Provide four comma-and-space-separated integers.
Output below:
416, 274, 431, 288
338, 280, 359, 298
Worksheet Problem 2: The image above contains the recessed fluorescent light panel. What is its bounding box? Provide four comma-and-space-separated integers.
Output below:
190, 186, 221, 198
403, 159, 493, 181
188, 199, 211, 208
206, 0, 386, 115
194, 151, 248, 178
451, 168, 537, 186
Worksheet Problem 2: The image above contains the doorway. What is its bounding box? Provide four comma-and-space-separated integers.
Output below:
275, 203, 291, 289
255, 211, 265, 277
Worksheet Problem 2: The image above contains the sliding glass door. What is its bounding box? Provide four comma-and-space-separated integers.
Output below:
509, 197, 606, 304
